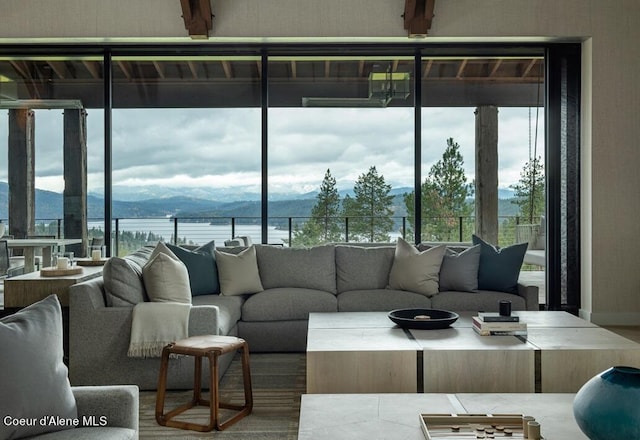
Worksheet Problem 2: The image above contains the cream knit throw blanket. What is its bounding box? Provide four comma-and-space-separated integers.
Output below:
127, 302, 191, 358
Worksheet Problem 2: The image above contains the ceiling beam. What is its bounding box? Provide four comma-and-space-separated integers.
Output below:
403, 0, 436, 37
180, 0, 213, 39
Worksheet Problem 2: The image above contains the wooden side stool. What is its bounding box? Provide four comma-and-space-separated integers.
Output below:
155, 335, 253, 432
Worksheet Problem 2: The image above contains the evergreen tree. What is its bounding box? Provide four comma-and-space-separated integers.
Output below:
343, 166, 394, 242
404, 137, 474, 241
293, 169, 342, 246
510, 156, 545, 223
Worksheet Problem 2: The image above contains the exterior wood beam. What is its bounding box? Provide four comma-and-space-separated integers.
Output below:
180, 0, 213, 39
403, 0, 436, 37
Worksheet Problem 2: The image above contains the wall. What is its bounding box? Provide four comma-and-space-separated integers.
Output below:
2, 0, 639, 324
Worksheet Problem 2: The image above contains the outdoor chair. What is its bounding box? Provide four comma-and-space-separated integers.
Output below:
0, 239, 24, 280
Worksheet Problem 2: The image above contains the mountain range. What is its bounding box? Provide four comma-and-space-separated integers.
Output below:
0, 182, 518, 221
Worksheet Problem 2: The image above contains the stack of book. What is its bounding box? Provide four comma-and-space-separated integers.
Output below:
472, 313, 527, 336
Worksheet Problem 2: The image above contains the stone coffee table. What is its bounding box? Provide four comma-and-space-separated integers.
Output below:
306, 311, 640, 394
297, 393, 589, 439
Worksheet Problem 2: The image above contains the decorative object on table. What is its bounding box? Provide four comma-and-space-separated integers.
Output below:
388, 308, 458, 329
573, 365, 640, 440
76, 257, 107, 266
419, 413, 543, 439
40, 266, 83, 277
57, 256, 70, 269
472, 315, 527, 336
478, 311, 520, 322
63, 251, 75, 266
499, 299, 512, 316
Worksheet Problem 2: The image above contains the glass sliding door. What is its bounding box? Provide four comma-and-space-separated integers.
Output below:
418, 55, 545, 246
110, 55, 261, 254
268, 56, 415, 246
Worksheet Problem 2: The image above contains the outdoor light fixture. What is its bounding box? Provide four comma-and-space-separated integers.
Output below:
403, 0, 436, 37
302, 66, 410, 108
180, 0, 213, 39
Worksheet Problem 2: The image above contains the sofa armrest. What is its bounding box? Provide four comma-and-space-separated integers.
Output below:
517, 282, 540, 311
72, 385, 139, 432
70, 278, 221, 345
188, 304, 220, 336
69, 277, 221, 387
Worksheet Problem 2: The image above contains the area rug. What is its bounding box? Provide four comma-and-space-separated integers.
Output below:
139, 353, 306, 439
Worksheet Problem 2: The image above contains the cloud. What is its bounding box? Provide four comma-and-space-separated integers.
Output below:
1, 105, 543, 196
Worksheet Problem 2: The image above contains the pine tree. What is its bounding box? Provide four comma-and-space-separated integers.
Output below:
404, 137, 473, 241
510, 156, 545, 223
343, 166, 394, 242
293, 169, 342, 246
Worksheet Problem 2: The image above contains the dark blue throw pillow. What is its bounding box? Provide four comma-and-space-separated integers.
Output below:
472, 234, 528, 294
167, 242, 220, 296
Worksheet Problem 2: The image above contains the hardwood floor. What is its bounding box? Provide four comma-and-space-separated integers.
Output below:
605, 326, 640, 343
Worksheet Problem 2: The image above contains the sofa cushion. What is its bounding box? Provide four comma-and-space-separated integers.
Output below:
0, 295, 78, 439
142, 252, 192, 303
439, 244, 481, 292
192, 294, 244, 335
337, 289, 432, 312
167, 243, 220, 296
388, 238, 446, 297
431, 290, 527, 312
335, 245, 395, 293
215, 245, 264, 296
103, 257, 147, 306
242, 288, 338, 321
473, 234, 527, 294
256, 245, 337, 294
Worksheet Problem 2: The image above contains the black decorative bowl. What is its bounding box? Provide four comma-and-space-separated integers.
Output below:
388, 308, 459, 330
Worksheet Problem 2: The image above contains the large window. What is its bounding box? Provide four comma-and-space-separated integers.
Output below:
0, 55, 103, 256
0, 44, 580, 310
268, 56, 414, 245
110, 55, 261, 254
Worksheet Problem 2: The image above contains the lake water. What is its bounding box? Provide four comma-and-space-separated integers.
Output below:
88, 219, 290, 246
88, 218, 403, 247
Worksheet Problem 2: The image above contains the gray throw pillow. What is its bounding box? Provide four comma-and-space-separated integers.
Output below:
335, 245, 395, 293
472, 234, 528, 294
103, 256, 147, 306
215, 245, 264, 296
387, 237, 446, 297
255, 244, 337, 293
0, 295, 78, 439
167, 242, 220, 296
439, 244, 480, 292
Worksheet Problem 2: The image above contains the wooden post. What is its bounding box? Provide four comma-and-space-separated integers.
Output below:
63, 109, 88, 257
475, 106, 499, 244
8, 109, 36, 241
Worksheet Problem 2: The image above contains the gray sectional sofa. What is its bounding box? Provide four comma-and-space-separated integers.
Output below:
69, 241, 538, 390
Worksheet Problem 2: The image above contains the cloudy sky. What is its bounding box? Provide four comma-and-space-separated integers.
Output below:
1, 106, 544, 198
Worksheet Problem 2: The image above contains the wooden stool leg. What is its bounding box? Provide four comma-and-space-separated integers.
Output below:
216, 344, 253, 430
155, 346, 171, 425
193, 354, 202, 405
241, 342, 254, 411
209, 351, 221, 430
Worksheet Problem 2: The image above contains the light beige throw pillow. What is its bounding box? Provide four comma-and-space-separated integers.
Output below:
142, 252, 192, 304
388, 237, 446, 297
214, 245, 264, 296
149, 241, 179, 261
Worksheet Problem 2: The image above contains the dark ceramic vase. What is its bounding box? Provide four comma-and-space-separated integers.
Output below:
573, 366, 640, 440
